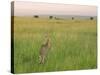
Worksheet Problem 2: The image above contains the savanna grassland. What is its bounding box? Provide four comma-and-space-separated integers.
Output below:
14, 16, 97, 73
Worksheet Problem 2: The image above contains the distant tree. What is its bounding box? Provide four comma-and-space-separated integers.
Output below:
34, 15, 39, 18
49, 16, 53, 19
90, 17, 93, 20
72, 17, 74, 20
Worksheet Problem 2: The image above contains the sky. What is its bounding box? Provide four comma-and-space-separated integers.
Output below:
14, 1, 97, 16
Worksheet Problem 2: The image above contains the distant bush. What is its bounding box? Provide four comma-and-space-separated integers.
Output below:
49, 16, 53, 19
90, 17, 94, 20
72, 17, 74, 20
34, 15, 39, 18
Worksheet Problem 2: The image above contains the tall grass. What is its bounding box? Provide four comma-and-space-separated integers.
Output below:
14, 16, 97, 73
